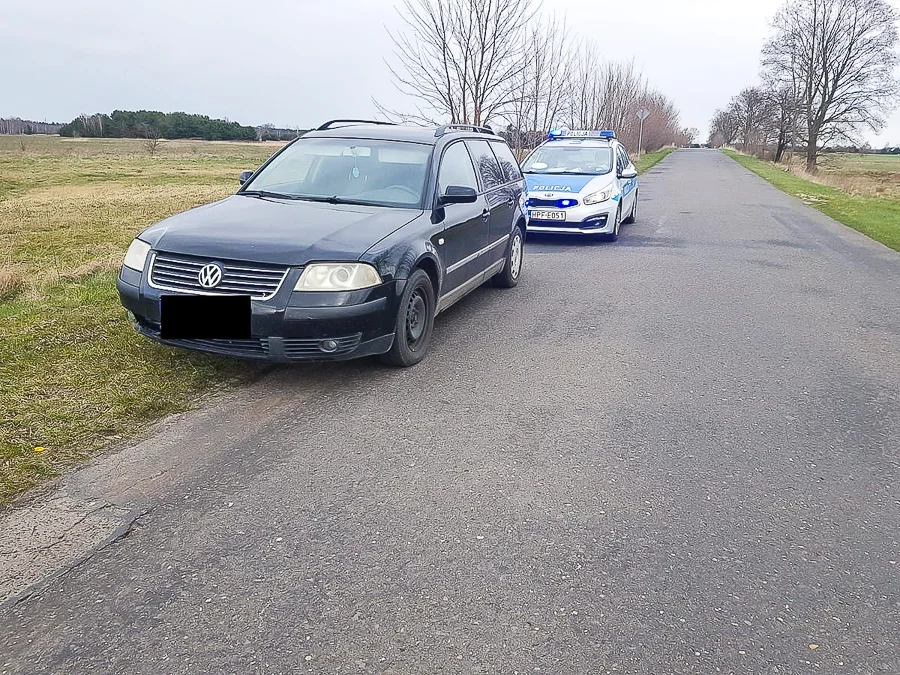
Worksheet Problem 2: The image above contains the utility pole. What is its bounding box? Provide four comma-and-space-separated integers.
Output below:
636, 109, 650, 157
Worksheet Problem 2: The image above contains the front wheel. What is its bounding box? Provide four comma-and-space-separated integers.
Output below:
604, 205, 622, 242
380, 269, 436, 367
492, 226, 524, 288
623, 191, 637, 224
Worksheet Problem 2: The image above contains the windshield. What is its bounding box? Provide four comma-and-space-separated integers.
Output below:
522, 144, 614, 176
243, 138, 432, 208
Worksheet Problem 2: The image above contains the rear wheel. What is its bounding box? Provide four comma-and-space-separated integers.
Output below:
492, 226, 524, 288
380, 269, 435, 367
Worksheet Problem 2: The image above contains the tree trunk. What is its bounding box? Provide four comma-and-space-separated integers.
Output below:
774, 129, 787, 163
805, 135, 817, 173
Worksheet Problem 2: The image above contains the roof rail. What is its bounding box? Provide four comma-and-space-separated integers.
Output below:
316, 119, 395, 131
435, 123, 495, 137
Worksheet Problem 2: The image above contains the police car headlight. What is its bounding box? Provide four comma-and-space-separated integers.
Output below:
295, 263, 382, 291
583, 189, 613, 205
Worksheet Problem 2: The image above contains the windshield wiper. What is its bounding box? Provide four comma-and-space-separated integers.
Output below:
239, 190, 298, 200
293, 195, 388, 207
547, 170, 601, 175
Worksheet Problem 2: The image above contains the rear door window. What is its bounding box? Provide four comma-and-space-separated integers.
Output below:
466, 140, 504, 191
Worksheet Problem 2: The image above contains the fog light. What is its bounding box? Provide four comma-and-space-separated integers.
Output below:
320, 339, 338, 353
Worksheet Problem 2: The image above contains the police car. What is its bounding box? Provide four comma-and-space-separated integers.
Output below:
521, 129, 638, 240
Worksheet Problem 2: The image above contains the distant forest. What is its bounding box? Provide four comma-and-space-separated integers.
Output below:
58, 110, 259, 141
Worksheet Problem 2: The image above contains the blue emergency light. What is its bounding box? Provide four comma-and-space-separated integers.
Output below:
547, 128, 617, 140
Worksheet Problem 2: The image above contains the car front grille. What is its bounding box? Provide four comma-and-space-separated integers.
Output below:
149, 252, 291, 300
283, 334, 362, 359
173, 338, 271, 358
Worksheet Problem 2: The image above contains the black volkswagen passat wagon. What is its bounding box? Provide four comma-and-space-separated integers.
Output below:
117, 120, 527, 367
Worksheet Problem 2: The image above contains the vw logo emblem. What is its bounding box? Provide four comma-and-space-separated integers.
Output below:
197, 263, 223, 288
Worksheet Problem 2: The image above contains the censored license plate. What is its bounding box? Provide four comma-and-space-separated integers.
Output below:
160, 295, 251, 340
529, 209, 566, 221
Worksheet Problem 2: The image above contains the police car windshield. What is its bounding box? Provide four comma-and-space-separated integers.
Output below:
522, 145, 614, 176
242, 138, 431, 208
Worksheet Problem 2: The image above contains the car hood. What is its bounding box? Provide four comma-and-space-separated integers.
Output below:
139, 195, 421, 265
525, 173, 612, 196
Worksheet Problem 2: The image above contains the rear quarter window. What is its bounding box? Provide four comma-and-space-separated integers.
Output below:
489, 141, 522, 183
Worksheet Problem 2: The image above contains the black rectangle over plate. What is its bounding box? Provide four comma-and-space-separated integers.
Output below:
160, 295, 251, 339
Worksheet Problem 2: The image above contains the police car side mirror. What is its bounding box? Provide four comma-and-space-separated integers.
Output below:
239, 170, 254, 185
439, 185, 478, 205
619, 167, 637, 180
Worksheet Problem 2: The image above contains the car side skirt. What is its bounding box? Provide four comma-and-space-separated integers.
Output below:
436, 259, 504, 315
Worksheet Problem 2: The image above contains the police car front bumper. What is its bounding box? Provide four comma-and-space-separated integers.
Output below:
527, 201, 618, 234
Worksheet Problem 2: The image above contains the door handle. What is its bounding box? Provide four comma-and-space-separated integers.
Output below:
481, 209, 490, 221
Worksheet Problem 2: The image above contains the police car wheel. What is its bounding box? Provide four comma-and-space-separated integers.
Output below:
623, 191, 637, 224
604, 205, 622, 242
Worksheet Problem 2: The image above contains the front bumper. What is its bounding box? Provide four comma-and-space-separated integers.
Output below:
527, 200, 617, 234
117, 266, 399, 362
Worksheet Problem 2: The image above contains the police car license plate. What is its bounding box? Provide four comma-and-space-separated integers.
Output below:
529, 209, 566, 221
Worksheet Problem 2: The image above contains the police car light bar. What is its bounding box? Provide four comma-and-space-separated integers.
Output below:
547, 129, 617, 139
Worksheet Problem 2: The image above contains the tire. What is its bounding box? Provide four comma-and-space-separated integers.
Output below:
623, 191, 637, 224
380, 269, 436, 367
605, 204, 622, 242
492, 226, 524, 288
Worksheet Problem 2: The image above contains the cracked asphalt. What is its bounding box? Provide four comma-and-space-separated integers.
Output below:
1, 150, 898, 674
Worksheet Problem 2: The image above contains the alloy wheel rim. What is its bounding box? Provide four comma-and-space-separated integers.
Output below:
510, 233, 522, 279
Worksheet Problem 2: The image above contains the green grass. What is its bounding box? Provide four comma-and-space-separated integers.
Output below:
634, 147, 675, 174
0, 136, 280, 503
722, 149, 900, 253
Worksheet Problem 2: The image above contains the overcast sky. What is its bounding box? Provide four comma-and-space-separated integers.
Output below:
2, 0, 899, 145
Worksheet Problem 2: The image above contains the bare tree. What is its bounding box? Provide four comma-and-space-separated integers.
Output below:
762, 0, 899, 171
708, 108, 741, 147
379, 0, 538, 126
764, 85, 797, 162
142, 125, 161, 156
731, 87, 771, 153
504, 14, 572, 154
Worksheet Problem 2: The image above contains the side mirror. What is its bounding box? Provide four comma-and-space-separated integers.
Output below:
619, 167, 637, 180
438, 185, 478, 205
239, 170, 254, 185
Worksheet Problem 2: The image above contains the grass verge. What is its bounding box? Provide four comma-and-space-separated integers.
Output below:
1, 137, 279, 504
635, 147, 675, 174
722, 149, 900, 253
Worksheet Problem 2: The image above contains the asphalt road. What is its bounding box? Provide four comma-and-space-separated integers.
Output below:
2, 150, 898, 674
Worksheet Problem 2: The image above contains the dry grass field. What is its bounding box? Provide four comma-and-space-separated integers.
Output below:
789, 152, 900, 199
1, 136, 284, 503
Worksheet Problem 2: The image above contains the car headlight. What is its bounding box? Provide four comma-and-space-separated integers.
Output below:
583, 188, 614, 205
294, 263, 382, 292
123, 239, 151, 271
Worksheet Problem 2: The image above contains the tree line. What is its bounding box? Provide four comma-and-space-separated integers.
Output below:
0, 118, 64, 135
379, 0, 694, 154
58, 110, 258, 141
709, 0, 899, 172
